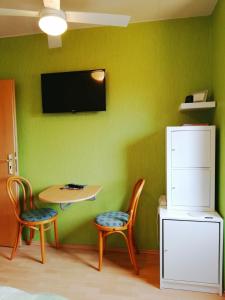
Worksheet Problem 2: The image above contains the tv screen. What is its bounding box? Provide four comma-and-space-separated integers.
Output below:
41, 69, 106, 113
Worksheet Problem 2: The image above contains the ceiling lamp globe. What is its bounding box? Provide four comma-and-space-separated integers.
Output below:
39, 8, 67, 36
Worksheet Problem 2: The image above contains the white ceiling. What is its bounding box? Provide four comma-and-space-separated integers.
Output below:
0, 0, 218, 37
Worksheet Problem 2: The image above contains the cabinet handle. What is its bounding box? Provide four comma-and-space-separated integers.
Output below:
172, 187, 176, 190
172, 148, 175, 151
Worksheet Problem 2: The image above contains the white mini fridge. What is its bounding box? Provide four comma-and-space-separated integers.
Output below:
159, 207, 223, 295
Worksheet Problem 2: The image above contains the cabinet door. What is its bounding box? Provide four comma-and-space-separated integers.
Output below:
171, 130, 211, 168
171, 169, 211, 208
163, 220, 219, 284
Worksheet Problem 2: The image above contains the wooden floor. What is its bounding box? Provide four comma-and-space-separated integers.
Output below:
0, 244, 224, 300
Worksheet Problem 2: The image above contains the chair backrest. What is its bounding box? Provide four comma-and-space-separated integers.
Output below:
127, 179, 145, 227
7, 176, 34, 222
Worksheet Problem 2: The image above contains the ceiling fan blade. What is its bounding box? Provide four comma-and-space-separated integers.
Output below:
66, 11, 130, 27
0, 8, 39, 17
47, 35, 62, 48
43, 0, 60, 10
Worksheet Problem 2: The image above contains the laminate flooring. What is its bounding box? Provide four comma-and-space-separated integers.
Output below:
0, 245, 224, 300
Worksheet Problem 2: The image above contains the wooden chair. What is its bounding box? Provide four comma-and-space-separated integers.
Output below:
94, 178, 145, 274
7, 176, 59, 264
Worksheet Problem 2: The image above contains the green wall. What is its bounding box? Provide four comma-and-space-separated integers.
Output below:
0, 17, 213, 249
212, 0, 225, 214
212, 0, 225, 283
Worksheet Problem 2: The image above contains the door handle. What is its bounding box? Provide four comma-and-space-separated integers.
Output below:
8, 154, 14, 175
0, 159, 10, 162
0, 154, 17, 175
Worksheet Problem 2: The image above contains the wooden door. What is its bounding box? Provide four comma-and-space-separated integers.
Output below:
0, 80, 18, 247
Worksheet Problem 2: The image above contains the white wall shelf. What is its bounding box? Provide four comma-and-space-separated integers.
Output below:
179, 101, 216, 111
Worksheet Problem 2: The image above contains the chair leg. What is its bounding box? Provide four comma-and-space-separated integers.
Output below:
10, 223, 22, 260
122, 232, 134, 267
39, 224, 46, 264
53, 219, 59, 249
98, 230, 103, 271
102, 234, 107, 255
132, 229, 139, 254
127, 228, 139, 274
26, 228, 35, 246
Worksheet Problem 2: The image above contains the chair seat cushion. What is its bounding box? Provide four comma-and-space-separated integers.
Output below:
21, 208, 57, 222
95, 211, 129, 227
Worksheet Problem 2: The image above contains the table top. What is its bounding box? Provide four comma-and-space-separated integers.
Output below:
39, 185, 102, 204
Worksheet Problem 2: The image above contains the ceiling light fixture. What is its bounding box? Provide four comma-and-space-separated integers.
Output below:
39, 8, 67, 36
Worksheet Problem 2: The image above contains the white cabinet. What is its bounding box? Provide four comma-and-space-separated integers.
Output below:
163, 220, 219, 283
167, 126, 215, 211
159, 207, 223, 295
171, 130, 211, 168
161, 125, 222, 295
171, 169, 211, 208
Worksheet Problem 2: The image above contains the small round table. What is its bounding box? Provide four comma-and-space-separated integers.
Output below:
39, 185, 102, 210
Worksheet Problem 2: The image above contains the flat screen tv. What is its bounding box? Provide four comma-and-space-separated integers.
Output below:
41, 69, 106, 113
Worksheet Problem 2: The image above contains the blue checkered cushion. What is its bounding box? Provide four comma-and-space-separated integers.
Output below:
96, 211, 129, 227
21, 208, 57, 222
